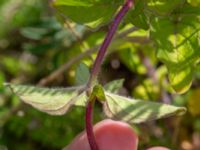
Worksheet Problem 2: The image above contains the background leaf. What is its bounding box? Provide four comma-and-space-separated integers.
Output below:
104, 92, 186, 123
146, 0, 184, 16
126, 0, 149, 29
150, 14, 200, 94
187, 0, 200, 6
75, 63, 90, 85
53, 0, 123, 28
188, 88, 200, 116
104, 79, 124, 94
4, 83, 87, 115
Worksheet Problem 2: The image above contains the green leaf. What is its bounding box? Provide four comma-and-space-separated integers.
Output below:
150, 15, 200, 94
90, 84, 106, 101
188, 88, 200, 116
0, 71, 5, 90
53, 0, 123, 28
4, 83, 87, 115
104, 92, 186, 124
20, 27, 49, 40
146, 0, 184, 16
119, 48, 146, 74
75, 63, 90, 85
126, 0, 149, 29
187, 0, 200, 6
104, 79, 124, 94
177, 3, 200, 15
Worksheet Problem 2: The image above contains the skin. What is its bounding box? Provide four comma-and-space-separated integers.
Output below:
64, 119, 170, 150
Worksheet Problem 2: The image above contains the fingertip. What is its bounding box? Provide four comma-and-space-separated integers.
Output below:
64, 133, 89, 150
146, 147, 170, 150
66, 119, 139, 150
94, 119, 138, 150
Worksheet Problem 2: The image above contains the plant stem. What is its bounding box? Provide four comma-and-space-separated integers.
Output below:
85, 1, 133, 150
85, 100, 99, 150
87, 0, 133, 87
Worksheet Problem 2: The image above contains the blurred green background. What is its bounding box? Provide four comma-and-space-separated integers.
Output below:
0, 0, 200, 150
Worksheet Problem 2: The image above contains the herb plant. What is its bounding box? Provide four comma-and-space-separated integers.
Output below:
4, 0, 200, 149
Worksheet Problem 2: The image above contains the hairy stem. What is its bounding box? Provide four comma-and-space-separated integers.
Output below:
85, 1, 134, 150
85, 100, 99, 150
87, 0, 133, 87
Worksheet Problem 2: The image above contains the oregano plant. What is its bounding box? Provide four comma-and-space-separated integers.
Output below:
4, 0, 200, 149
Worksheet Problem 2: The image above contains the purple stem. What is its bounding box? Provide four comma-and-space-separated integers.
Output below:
88, 0, 133, 86
85, 100, 99, 150
85, 1, 134, 150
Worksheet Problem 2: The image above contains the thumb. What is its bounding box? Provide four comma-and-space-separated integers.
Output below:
65, 119, 138, 150
147, 147, 170, 150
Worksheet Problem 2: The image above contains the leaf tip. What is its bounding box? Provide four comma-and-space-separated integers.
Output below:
176, 107, 187, 116
172, 82, 192, 94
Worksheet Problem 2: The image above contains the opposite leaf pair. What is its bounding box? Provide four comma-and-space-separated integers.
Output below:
4, 78, 186, 124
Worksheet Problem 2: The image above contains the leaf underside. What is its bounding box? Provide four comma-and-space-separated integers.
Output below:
5, 83, 186, 124
104, 79, 124, 94
75, 63, 90, 85
104, 92, 186, 124
5, 83, 87, 115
